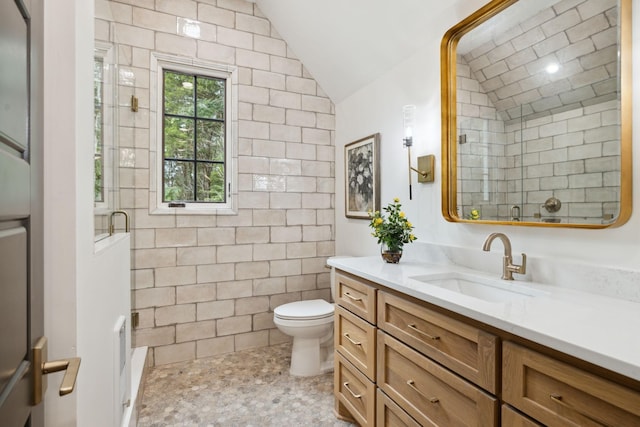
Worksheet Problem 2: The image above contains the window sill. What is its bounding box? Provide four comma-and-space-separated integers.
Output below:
150, 205, 237, 216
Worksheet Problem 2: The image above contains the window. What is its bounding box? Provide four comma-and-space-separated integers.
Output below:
163, 70, 226, 203
151, 53, 237, 214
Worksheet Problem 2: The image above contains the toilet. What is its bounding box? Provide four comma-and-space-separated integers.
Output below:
273, 261, 343, 376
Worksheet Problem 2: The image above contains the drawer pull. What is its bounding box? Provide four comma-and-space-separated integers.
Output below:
343, 333, 362, 346
343, 292, 362, 302
407, 380, 439, 403
343, 382, 362, 399
550, 393, 609, 426
408, 323, 440, 341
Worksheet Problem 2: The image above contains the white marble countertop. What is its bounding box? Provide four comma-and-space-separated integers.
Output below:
328, 256, 640, 382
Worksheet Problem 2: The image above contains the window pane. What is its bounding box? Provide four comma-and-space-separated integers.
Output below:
197, 77, 225, 119
94, 59, 104, 203
196, 120, 224, 161
164, 117, 194, 159
164, 160, 194, 201
164, 71, 194, 116
197, 163, 225, 202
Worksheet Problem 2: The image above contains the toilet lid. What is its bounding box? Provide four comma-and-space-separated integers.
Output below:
274, 299, 334, 320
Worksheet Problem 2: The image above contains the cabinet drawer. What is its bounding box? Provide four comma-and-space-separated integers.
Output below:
335, 271, 376, 323
377, 331, 498, 427
503, 341, 640, 427
378, 290, 498, 393
376, 389, 421, 427
335, 352, 375, 427
501, 405, 543, 427
335, 305, 376, 380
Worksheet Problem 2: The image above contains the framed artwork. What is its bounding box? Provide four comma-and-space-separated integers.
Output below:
345, 133, 380, 219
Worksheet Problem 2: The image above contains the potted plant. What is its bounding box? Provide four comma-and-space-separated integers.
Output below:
368, 198, 416, 263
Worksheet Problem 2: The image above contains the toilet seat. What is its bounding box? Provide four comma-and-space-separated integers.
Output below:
274, 299, 334, 320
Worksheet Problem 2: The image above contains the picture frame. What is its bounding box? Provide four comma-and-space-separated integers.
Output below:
345, 133, 380, 219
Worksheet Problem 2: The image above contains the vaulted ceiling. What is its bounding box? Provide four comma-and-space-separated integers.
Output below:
254, 0, 465, 103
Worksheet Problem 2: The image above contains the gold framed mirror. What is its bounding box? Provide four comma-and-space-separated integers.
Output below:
441, 0, 631, 228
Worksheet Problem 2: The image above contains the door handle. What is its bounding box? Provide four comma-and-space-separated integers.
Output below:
32, 336, 81, 405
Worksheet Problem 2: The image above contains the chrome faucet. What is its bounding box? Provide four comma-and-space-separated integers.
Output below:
482, 233, 526, 280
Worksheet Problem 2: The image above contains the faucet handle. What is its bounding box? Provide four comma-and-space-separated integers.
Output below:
509, 253, 527, 275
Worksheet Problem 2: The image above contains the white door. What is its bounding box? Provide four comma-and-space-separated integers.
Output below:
0, 1, 80, 425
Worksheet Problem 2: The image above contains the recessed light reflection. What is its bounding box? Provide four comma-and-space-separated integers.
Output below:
546, 63, 560, 74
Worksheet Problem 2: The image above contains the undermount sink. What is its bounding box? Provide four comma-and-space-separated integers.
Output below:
409, 271, 547, 303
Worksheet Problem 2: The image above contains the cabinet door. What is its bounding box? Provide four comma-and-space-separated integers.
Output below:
502, 405, 543, 427
335, 305, 376, 380
377, 331, 498, 426
377, 389, 422, 427
378, 290, 498, 393
503, 341, 640, 427
335, 352, 376, 427
335, 271, 376, 323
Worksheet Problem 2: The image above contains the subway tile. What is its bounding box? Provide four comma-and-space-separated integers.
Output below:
155, 0, 197, 19
134, 248, 176, 269
197, 300, 235, 321
176, 320, 216, 343
253, 243, 287, 261
177, 283, 217, 304
235, 296, 269, 315
235, 261, 270, 280
154, 342, 195, 365
253, 277, 286, 296
196, 40, 235, 64
235, 13, 270, 36
235, 331, 269, 351
270, 56, 302, 77
198, 3, 235, 27
135, 287, 175, 308
197, 263, 235, 283
254, 35, 286, 57
197, 336, 235, 358
156, 228, 197, 247
155, 303, 196, 326
217, 244, 253, 263
236, 49, 270, 70
252, 210, 286, 226
269, 259, 301, 277
134, 326, 175, 347
217, 315, 252, 336
217, 27, 253, 49
155, 266, 197, 287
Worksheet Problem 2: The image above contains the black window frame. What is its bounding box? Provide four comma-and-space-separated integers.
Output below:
161, 69, 228, 204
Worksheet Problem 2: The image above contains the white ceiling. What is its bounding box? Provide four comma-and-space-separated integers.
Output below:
255, 0, 459, 103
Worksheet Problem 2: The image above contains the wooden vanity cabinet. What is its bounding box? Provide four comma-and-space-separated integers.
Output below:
334, 269, 640, 427
334, 272, 377, 425
503, 341, 640, 427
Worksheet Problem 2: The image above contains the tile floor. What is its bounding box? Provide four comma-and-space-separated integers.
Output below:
138, 343, 355, 426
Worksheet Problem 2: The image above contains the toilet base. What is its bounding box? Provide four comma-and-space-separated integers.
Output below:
289, 333, 334, 377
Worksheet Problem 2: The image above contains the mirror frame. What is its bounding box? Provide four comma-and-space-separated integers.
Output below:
441, 0, 632, 228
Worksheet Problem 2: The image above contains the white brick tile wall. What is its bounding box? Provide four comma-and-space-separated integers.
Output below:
104, 0, 334, 366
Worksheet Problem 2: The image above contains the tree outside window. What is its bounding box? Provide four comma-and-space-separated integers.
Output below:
163, 70, 226, 203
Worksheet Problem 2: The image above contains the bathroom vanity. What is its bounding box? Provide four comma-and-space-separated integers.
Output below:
330, 257, 640, 426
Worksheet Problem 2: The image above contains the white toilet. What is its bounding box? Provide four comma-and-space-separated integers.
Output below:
273, 264, 341, 376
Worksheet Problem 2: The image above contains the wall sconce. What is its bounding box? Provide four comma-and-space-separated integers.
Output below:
402, 105, 434, 200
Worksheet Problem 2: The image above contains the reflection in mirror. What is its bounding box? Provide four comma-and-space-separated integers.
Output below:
442, 0, 631, 228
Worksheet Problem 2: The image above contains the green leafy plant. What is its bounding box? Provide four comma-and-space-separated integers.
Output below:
368, 198, 416, 253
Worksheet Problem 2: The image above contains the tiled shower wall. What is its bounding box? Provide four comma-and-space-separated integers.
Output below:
456, 0, 620, 223
96, 0, 335, 366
